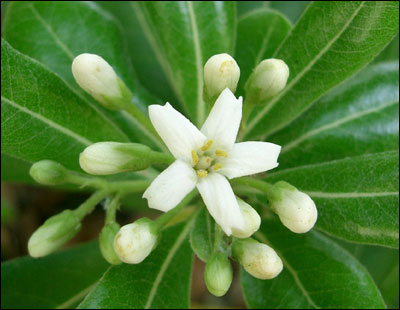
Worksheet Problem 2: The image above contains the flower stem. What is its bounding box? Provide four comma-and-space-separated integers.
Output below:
230, 177, 275, 197
105, 194, 121, 224
73, 190, 110, 220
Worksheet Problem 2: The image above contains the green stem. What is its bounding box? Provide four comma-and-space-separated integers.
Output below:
73, 190, 109, 220
105, 194, 121, 224
230, 177, 275, 197
107, 180, 152, 195
155, 190, 198, 228
149, 151, 175, 165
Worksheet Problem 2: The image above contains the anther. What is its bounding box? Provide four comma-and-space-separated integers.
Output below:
201, 140, 214, 152
197, 169, 208, 178
215, 149, 228, 158
213, 163, 222, 171
192, 150, 199, 165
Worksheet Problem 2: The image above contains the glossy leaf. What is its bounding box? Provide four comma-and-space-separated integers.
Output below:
235, 8, 292, 96
270, 61, 399, 168
245, 1, 400, 139
133, 1, 236, 126
3, 1, 162, 148
1, 39, 128, 172
267, 151, 399, 248
78, 220, 195, 309
241, 219, 386, 309
190, 208, 215, 262
1, 241, 109, 309
269, 1, 310, 24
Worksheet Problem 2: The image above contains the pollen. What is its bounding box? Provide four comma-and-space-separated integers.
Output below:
192, 150, 199, 165
213, 163, 222, 171
197, 169, 208, 178
201, 139, 213, 151
215, 149, 228, 157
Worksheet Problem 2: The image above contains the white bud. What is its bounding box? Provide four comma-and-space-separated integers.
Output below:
204, 53, 240, 99
245, 58, 289, 103
72, 53, 132, 109
113, 218, 159, 264
271, 181, 318, 233
79, 142, 151, 175
232, 199, 261, 239
232, 238, 283, 280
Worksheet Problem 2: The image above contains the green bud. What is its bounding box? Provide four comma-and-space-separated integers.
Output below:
204, 252, 233, 297
232, 238, 282, 280
99, 222, 122, 265
79, 142, 152, 175
28, 210, 81, 257
30, 160, 68, 185
245, 58, 289, 104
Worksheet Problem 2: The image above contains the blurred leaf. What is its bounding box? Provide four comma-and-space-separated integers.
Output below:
270, 61, 399, 168
269, 1, 310, 24
236, 1, 268, 17
1, 39, 129, 172
241, 219, 386, 309
1, 197, 17, 225
267, 151, 399, 248
133, 1, 236, 126
235, 8, 292, 96
3, 1, 161, 147
1, 153, 35, 184
245, 1, 400, 140
1, 241, 109, 309
78, 220, 195, 309
190, 208, 215, 262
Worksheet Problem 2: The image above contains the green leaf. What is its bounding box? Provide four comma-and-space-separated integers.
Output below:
133, 1, 236, 126
3, 1, 161, 148
241, 219, 386, 309
270, 61, 399, 168
374, 34, 399, 63
269, 1, 310, 24
235, 8, 292, 96
78, 220, 195, 309
244, 1, 400, 140
1, 39, 128, 172
267, 151, 399, 248
1, 241, 109, 309
190, 208, 215, 262
1, 153, 35, 184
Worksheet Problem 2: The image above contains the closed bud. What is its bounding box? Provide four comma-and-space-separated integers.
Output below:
79, 142, 151, 175
99, 222, 122, 265
204, 53, 240, 100
114, 218, 160, 264
204, 252, 233, 297
270, 181, 318, 233
72, 53, 132, 110
30, 160, 68, 185
245, 58, 289, 104
232, 238, 283, 280
28, 210, 81, 257
232, 198, 261, 239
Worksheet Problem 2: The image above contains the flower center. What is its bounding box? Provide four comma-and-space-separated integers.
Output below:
192, 139, 227, 178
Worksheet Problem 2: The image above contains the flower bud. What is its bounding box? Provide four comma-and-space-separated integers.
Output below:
204, 252, 233, 297
245, 58, 289, 104
270, 181, 318, 233
232, 238, 283, 280
204, 53, 240, 100
72, 53, 132, 110
79, 142, 151, 175
113, 218, 160, 264
28, 210, 81, 257
99, 222, 122, 265
232, 199, 261, 239
30, 160, 68, 185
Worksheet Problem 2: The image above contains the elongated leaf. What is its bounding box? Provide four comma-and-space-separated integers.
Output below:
1, 39, 128, 171
1, 241, 109, 309
245, 1, 399, 139
270, 61, 399, 168
3, 1, 163, 149
235, 8, 292, 96
241, 219, 385, 309
133, 1, 235, 126
190, 208, 215, 262
267, 151, 399, 248
78, 220, 195, 309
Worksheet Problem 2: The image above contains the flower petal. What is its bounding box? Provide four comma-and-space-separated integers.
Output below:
196, 173, 244, 235
219, 141, 281, 179
149, 103, 207, 162
201, 88, 242, 150
143, 160, 197, 212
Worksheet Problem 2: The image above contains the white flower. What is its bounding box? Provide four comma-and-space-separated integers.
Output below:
143, 88, 281, 235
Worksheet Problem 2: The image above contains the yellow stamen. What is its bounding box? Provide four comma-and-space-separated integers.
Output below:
213, 163, 222, 171
215, 149, 228, 158
192, 150, 199, 165
197, 169, 208, 178
201, 139, 213, 151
